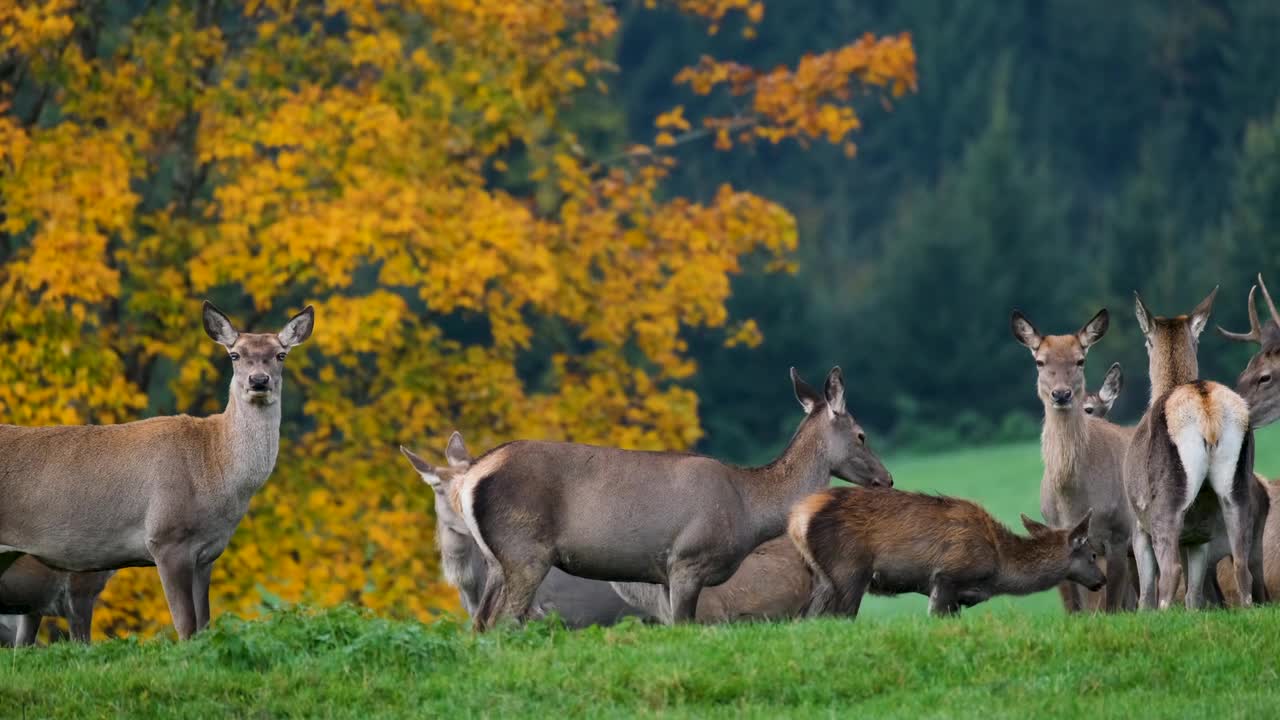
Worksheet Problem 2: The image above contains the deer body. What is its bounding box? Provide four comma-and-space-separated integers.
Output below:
0, 556, 114, 646
0, 302, 313, 638
1011, 311, 1136, 612
1124, 289, 1259, 610
458, 367, 891, 629
789, 487, 1102, 617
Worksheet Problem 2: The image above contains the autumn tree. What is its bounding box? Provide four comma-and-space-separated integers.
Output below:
0, 0, 915, 636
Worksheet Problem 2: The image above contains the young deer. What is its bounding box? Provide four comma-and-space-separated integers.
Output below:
0, 557, 114, 646
1083, 363, 1124, 419
788, 487, 1103, 617
400, 434, 651, 627
1218, 274, 1280, 429
458, 366, 892, 629
0, 301, 313, 639
1010, 309, 1135, 612
1124, 288, 1260, 609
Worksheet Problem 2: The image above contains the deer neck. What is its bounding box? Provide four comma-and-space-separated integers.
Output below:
437, 524, 486, 616
741, 421, 829, 546
993, 532, 1071, 596
1041, 404, 1087, 490
215, 390, 282, 500
1149, 345, 1198, 404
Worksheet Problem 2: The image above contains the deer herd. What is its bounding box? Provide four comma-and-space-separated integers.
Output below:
1, 274, 1279, 645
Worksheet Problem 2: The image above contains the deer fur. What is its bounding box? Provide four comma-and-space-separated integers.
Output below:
1083, 362, 1124, 420
0, 301, 314, 639
789, 487, 1103, 618
1218, 274, 1280, 429
400, 434, 651, 628
1218, 474, 1280, 604
0, 556, 114, 646
1124, 288, 1260, 609
1010, 310, 1135, 612
458, 366, 892, 629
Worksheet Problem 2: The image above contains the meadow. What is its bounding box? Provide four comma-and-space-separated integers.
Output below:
4, 424, 1280, 718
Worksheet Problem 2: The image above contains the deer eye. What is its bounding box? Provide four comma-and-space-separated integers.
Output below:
1076, 359, 1085, 367
1261, 373, 1272, 386
1084, 406, 1094, 415
277, 352, 287, 362
229, 352, 241, 361
1035, 360, 1045, 368
856, 431, 866, 445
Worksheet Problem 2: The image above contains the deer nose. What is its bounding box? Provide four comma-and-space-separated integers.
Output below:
249, 373, 270, 391
1051, 388, 1073, 405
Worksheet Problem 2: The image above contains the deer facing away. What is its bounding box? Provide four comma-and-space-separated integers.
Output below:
0, 301, 313, 639
400, 434, 651, 628
1010, 309, 1135, 612
0, 556, 114, 646
457, 366, 892, 629
789, 487, 1103, 617
1124, 288, 1260, 609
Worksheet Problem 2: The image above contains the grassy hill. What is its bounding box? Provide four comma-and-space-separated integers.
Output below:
5, 604, 1280, 718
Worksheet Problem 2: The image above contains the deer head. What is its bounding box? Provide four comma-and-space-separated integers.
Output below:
1134, 287, 1217, 400
1082, 363, 1123, 419
791, 367, 892, 488
1021, 511, 1104, 591
1218, 274, 1280, 428
203, 301, 314, 407
1010, 308, 1109, 411
400, 432, 474, 552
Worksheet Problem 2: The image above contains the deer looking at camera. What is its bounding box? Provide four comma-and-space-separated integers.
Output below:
0, 556, 114, 647
1082, 363, 1124, 420
1125, 288, 1260, 609
789, 487, 1104, 618
0, 301, 313, 639
458, 366, 892, 630
1010, 309, 1135, 612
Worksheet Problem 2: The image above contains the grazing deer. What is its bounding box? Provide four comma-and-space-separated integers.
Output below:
400, 435, 652, 628
1124, 288, 1260, 609
789, 487, 1103, 617
1218, 274, 1280, 429
0, 301, 314, 639
1083, 363, 1124, 419
458, 366, 892, 629
1010, 310, 1135, 612
0, 556, 114, 646
609, 535, 812, 624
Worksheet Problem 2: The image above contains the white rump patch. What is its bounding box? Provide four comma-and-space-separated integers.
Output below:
1171, 425, 1210, 513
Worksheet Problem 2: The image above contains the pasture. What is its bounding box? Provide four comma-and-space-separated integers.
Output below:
7, 424, 1280, 718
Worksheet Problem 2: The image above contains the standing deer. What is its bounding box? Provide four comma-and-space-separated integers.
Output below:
1218, 274, 1280, 429
400, 434, 652, 627
458, 366, 892, 629
0, 301, 313, 639
0, 557, 114, 646
788, 487, 1104, 617
1010, 309, 1135, 612
1124, 288, 1260, 609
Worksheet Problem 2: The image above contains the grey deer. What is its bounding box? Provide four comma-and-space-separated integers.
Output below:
1218, 274, 1280, 429
0, 556, 114, 646
1124, 288, 1260, 609
0, 301, 313, 639
1010, 309, 1136, 612
400, 433, 651, 627
458, 366, 892, 629
1082, 362, 1124, 420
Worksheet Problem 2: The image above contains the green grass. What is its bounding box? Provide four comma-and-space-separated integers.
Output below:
5, 604, 1280, 718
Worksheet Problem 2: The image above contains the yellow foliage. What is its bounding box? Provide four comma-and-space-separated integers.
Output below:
0, 1, 913, 637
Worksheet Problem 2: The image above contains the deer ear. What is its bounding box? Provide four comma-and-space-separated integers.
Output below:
400, 445, 442, 487
1098, 362, 1123, 405
824, 366, 846, 417
278, 305, 315, 348
1190, 286, 1218, 339
1134, 293, 1153, 336
1069, 510, 1093, 548
791, 367, 823, 415
1010, 310, 1043, 351
445, 431, 471, 467
1021, 513, 1051, 536
1077, 309, 1109, 349
202, 301, 240, 347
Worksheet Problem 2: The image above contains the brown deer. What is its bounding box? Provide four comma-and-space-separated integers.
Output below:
1124, 288, 1260, 609
1083, 362, 1124, 419
1010, 309, 1135, 612
0, 301, 313, 639
0, 557, 114, 646
400, 434, 652, 627
1217, 274, 1280, 429
788, 487, 1103, 617
458, 366, 892, 629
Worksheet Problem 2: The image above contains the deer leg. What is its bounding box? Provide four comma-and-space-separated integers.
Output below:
1104, 541, 1131, 613
804, 567, 836, 618
1132, 528, 1158, 610
1219, 498, 1256, 608
67, 590, 98, 643
928, 579, 959, 617
1184, 543, 1211, 610
473, 570, 505, 632
1152, 518, 1184, 610
667, 570, 704, 624
192, 561, 215, 633
835, 569, 872, 619
152, 545, 197, 640
14, 614, 40, 647
496, 549, 551, 626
